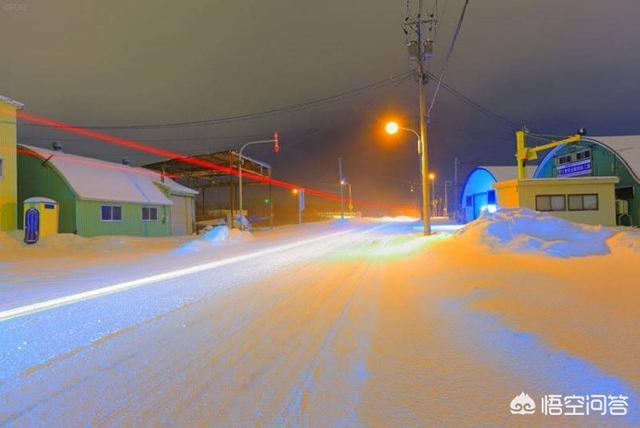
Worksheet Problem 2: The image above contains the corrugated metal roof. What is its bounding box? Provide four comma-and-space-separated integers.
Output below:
19, 144, 197, 205
533, 136, 640, 182
477, 165, 537, 182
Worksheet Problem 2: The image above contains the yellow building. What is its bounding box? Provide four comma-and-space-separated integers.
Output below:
494, 177, 619, 226
0, 95, 24, 231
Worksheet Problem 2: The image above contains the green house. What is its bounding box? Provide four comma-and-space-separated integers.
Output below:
534, 136, 640, 226
17, 144, 198, 237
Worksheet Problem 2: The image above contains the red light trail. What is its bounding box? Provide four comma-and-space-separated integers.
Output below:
9, 108, 397, 209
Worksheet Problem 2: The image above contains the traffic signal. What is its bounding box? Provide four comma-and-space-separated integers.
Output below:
273, 130, 280, 153
264, 197, 270, 204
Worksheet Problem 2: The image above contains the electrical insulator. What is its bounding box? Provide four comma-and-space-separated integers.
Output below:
407, 40, 420, 59
423, 40, 434, 59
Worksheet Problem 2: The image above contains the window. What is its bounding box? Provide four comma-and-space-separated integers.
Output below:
142, 207, 158, 221
568, 194, 599, 211
101, 205, 123, 221
0, 157, 3, 178
466, 196, 472, 207
536, 195, 566, 212
487, 190, 496, 205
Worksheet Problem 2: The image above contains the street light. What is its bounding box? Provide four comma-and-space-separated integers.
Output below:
384, 120, 431, 234
238, 130, 280, 230
429, 172, 436, 216
384, 121, 421, 154
340, 179, 353, 212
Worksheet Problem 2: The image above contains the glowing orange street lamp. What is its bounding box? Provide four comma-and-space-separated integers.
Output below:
384, 120, 431, 234
385, 121, 400, 135
429, 172, 436, 215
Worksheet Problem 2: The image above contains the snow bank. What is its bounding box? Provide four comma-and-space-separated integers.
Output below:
0, 231, 23, 253
608, 227, 640, 253
176, 226, 253, 253
456, 208, 616, 257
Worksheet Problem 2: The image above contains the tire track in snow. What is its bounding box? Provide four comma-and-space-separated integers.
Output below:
277, 236, 389, 426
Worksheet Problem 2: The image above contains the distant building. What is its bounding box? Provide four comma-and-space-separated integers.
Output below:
459, 166, 535, 223
534, 136, 640, 226
17, 144, 198, 237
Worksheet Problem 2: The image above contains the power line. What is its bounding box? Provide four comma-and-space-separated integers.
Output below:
425, 70, 521, 128
26, 72, 412, 130
427, 0, 470, 120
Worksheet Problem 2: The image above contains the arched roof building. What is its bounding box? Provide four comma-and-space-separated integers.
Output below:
459, 166, 535, 223
534, 136, 640, 225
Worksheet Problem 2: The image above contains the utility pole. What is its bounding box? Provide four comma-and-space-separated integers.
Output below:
444, 180, 451, 218
338, 157, 345, 219
453, 156, 460, 221
404, 0, 436, 235
430, 176, 436, 216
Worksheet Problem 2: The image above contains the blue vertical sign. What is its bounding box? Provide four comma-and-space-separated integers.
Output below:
298, 189, 305, 224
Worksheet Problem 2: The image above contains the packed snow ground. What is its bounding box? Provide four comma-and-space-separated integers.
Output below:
0, 211, 639, 426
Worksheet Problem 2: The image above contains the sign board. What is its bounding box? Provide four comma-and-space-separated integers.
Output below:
557, 159, 592, 177
298, 189, 305, 211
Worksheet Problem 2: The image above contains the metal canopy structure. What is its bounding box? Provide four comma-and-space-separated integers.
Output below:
144, 150, 273, 229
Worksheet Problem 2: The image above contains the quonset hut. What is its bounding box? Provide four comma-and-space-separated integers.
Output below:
460, 166, 535, 223
17, 144, 198, 236
534, 136, 640, 226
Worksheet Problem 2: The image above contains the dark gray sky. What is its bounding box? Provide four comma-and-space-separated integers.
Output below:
3, 0, 640, 211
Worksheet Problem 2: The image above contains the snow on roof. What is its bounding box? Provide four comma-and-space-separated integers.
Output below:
534, 136, 640, 182
475, 165, 536, 182
24, 196, 57, 204
0, 95, 24, 109
19, 145, 197, 205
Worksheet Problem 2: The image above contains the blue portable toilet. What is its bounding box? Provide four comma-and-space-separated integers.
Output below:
24, 207, 40, 244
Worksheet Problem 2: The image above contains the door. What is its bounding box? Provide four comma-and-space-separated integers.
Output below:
24, 208, 40, 244
170, 195, 188, 235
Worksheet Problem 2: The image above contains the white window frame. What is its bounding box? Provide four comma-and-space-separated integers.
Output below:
100, 205, 123, 222
536, 194, 566, 212
568, 194, 599, 211
142, 206, 159, 222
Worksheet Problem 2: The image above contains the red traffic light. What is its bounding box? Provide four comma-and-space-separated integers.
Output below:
273, 130, 280, 153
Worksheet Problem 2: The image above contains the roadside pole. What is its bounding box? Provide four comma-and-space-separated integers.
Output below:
454, 156, 460, 221
298, 189, 305, 224
338, 157, 345, 219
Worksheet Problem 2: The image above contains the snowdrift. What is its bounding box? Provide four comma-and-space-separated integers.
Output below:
176, 225, 253, 253
456, 209, 619, 258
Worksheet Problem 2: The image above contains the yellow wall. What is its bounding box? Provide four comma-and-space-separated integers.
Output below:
0, 99, 19, 231
494, 178, 619, 226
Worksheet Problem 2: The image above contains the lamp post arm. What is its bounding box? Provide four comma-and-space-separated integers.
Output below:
237, 138, 277, 230
238, 139, 278, 158
400, 127, 422, 154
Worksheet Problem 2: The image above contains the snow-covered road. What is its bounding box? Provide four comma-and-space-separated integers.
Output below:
1, 219, 638, 426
